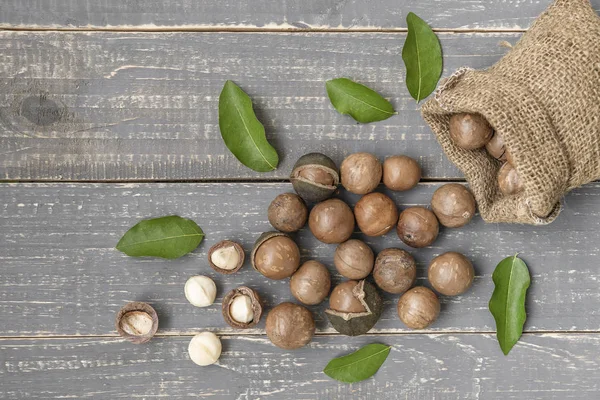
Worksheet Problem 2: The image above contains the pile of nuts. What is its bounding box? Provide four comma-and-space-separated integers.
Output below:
449, 113, 523, 195
117, 151, 479, 365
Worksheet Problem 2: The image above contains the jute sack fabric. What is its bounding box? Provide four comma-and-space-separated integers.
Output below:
422, 0, 600, 224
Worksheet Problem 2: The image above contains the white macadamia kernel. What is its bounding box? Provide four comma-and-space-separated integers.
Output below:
184, 275, 217, 307
229, 295, 254, 323
210, 245, 240, 270
188, 332, 222, 366
120, 311, 153, 336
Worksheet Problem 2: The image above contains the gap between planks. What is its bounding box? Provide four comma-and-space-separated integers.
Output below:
1, 330, 600, 340
0, 178, 468, 185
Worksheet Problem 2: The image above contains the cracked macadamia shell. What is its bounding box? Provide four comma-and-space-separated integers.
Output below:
208, 240, 245, 274
340, 153, 382, 195
266, 302, 315, 349
290, 260, 331, 305
115, 302, 159, 344
354, 192, 399, 237
373, 248, 417, 294
428, 252, 475, 296
498, 162, 524, 195
397, 207, 439, 248
222, 286, 263, 329
449, 113, 493, 150
251, 232, 301, 280
290, 153, 340, 203
268, 193, 308, 233
334, 239, 374, 279
382, 155, 421, 191
397, 287, 440, 329
308, 198, 355, 244
431, 184, 476, 228
325, 280, 383, 336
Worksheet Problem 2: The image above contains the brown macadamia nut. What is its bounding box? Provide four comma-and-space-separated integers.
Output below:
208, 240, 245, 274
382, 155, 421, 191
334, 239, 374, 279
397, 207, 439, 248
266, 302, 315, 349
290, 260, 331, 305
498, 162, 524, 195
428, 252, 474, 296
397, 287, 440, 329
340, 153, 382, 195
290, 153, 340, 203
485, 131, 507, 161
449, 113, 493, 150
308, 198, 355, 244
251, 232, 301, 280
431, 184, 477, 228
326, 280, 383, 336
373, 248, 417, 294
268, 193, 308, 233
354, 192, 399, 237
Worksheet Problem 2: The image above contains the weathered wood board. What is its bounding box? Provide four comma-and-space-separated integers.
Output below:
1, 334, 599, 399
2, 182, 600, 336
0, 31, 524, 181
1, 0, 599, 30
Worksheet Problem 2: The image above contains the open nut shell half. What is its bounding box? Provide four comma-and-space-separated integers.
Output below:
222, 286, 263, 329
115, 302, 159, 344
208, 240, 245, 274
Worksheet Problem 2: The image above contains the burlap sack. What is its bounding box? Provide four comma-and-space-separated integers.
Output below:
422, 0, 600, 224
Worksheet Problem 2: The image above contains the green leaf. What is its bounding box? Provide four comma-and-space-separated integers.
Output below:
489, 255, 531, 355
218, 80, 279, 172
116, 216, 205, 259
326, 78, 396, 123
402, 12, 443, 102
323, 343, 391, 383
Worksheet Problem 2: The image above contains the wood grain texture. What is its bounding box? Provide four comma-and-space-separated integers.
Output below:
0, 31, 523, 181
2, 182, 600, 336
1, 334, 599, 399
0, 0, 599, 30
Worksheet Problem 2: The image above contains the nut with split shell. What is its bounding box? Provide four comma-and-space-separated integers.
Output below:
208, 240, 245, 274
222, 286, 263, 329
325, 280, 383, 336
290, 153, 340, 203
251, 231, 301, 280
115, 302, 159, 344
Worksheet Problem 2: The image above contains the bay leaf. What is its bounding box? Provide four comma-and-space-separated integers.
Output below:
323, 343, 391, 383
402, 12, 443, 102
326, 78, 396, 123
218, 80, 279, 172
488, 255, 531, 355
116, 215, 204, 259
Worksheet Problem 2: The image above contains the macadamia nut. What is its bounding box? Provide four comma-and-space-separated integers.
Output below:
211, 246, 240, 270
229, 295, 254, 323
184, 275, 217, 307
188, 332, 222, 366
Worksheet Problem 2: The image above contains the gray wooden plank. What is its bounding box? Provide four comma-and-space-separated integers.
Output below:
1, 182, 600, 336
1, 334, 599, 399
0, 0, 599, 30
0, 31, 522, 181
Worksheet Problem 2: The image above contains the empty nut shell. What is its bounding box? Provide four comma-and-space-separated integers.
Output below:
334, 239, 374, 279
340, 152, 382, 195
397, 207, 439, 248
325, 280, 383, 336
268, 193, 308, 233
208, 240, 245, 274
290, 153, 340, 203
397, 287, 440, 329
116, 302, 159, 344
354, 192, 399, 236
251, 232, 301, 280
373, 248, 417, 294
222, 286, 263, 329
430, 184, 476, 228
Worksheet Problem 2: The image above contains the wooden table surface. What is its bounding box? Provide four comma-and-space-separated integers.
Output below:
2, 1, 600, 399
